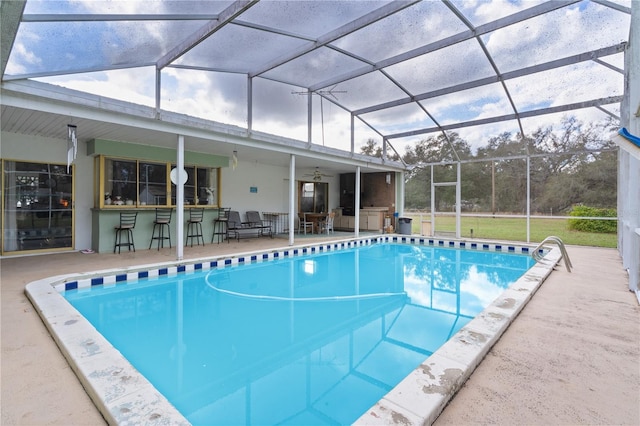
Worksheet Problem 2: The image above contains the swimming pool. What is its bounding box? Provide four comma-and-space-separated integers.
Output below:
26, 236, 561, 425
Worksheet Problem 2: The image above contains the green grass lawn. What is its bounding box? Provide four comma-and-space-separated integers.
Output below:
404, 214, 617, 248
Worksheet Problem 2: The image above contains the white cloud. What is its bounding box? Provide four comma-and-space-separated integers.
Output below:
5, 29, 42, 75
38, 68, 155, 107
474, 0, 526, 22
459, 265, 506, 307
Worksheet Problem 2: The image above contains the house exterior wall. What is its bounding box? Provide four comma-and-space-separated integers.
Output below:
220, 160, 288, 214
1, 131, 348, 254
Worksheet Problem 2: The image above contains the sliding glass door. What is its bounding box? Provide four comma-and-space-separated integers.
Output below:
2, 160, 73, 253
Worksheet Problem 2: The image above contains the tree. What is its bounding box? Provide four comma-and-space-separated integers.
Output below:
402, 132, 473, 210
400, 117, 617, 214
360, 138, 381, 157
529, 118, 617, 213
360, 138, 400, 161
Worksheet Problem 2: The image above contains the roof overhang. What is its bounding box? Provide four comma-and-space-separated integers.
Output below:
1, 79, 407, 174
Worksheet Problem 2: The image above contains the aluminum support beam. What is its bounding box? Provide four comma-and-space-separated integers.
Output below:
456, 163, 461, 239
355, 166, 361, 238
22, 13, 221, 22
310, 0, 580, 91
156, 0, 258, 70
250, 1, 418, 78
353, 43, 625, 116
0, 0, 26, 78
526, 156, 531, 243
247, 76, 253, 132
387, 96, 623, 140
289, 154, 296, 246
430, 166, 435, 234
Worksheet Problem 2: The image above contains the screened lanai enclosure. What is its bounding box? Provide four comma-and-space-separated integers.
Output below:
2, 0, 631, 154
1, 0, 637, 290
3, 7, 631, 154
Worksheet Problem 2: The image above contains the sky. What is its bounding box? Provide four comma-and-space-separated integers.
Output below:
5, 0, 631, 156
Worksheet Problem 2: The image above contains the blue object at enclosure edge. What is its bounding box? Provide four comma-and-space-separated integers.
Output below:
619, 128, 640, 148
393, 212, 399, 217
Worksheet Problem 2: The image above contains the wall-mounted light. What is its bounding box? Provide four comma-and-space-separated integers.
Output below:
386, 172, 391, 185
232, 150, 238, 170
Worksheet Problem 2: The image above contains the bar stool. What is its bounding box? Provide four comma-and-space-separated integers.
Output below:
114, 212, 137, 253
212, 207, 231, 243
149, 208, 172, 250
185, 208, 205, 247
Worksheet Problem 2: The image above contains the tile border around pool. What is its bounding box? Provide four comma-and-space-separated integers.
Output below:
25, 237, 559, 426
54, 237, 540, 294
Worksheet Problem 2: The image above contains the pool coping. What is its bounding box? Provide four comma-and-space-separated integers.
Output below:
25, 236, 561, 425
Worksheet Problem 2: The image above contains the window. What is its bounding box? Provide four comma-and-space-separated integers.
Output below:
298, 181, 328, 213
104, 158, 137, 205
139, 162, 167, 206
170, 165, 218, 206
98, 156, 219, 208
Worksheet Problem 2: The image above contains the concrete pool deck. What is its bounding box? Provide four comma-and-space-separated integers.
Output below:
1, 237, 639, 425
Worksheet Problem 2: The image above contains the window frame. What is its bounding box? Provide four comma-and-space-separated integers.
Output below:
298, 180, 328, 213
97, 155, 221, 208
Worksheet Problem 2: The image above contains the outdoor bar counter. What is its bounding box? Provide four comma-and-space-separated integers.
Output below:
91, 207, 222, 253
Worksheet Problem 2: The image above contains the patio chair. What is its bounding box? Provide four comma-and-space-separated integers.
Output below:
320, 211, 335, 235
246, 211, 273, 237
185, 208, 205, 247
212, 207, 231, 243
226, 210, 244, 243
113, 211, 137, 253
298, 212, 313, 234
149, 208, 172, 250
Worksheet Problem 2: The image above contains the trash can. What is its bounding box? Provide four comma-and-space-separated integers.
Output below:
398, 217, 413, 235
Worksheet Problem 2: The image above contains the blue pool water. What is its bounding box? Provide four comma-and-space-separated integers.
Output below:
64, 242, 534, 425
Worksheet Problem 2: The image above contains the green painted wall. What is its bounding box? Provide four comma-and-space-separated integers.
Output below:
87, 139, 229, 167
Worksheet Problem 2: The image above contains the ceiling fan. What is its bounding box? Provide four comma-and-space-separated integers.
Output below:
304, 167, 334, 181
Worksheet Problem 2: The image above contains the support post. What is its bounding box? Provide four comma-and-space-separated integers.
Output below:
355, 166, 361, 237
456, 162, 461, 239
526, 155, 531, 243
430, 165, 435, 235
289, 154, 296, 246
247, 76, 253, 133
176, 135, 184, 261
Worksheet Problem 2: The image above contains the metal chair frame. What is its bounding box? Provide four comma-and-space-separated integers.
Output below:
185, 208, 205, 247
212, 207, 231, 243
246, 210, 273, 238
149, 208, 172, 250
114, 212, 137, 253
